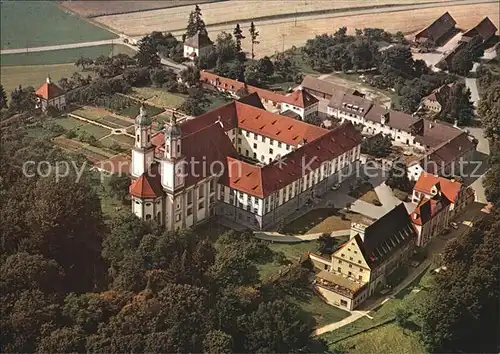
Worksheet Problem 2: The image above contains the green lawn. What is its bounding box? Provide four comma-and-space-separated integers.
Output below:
1, 44, 135, 66
268, 241, 318, 261
1, 1, 117, 50
119, 103, 165, 118
53, 116, 111, 139
130, 87, 187, 109
72, 107, 111, 122
205, 93, 232, 112
1, 64, 83, 98
332, 323, 424, 354
100, 135, 135, 149
321, 267, 434, 352
294, 291, 350, 328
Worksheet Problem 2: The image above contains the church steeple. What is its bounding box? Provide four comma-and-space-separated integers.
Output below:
164, 111, 182, 160
161, 110, 185, 191
131, 103, 154, 178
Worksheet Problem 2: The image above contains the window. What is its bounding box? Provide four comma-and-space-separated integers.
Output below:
270, 140, 274, 146
349, 257, 353, 261
146, 202, 151, 206
286, 144, 290, 150
232, 138, 235, 144
348, 271, 352, 276
253, 133, 257, 139
146, 214, 151, 220
187, 207, 193, 216
239, 128, 242, 134
359, 275, 363, 281
246, 131, 250, 137
253, 152, 256, 159
238, 138, 242, 144
348, 248, 351, 251
341, 253, 345, 257
340, 299, 348, 307
359, 268, 363, 272
253, 143, 257, 149
354, 250, 357, 254
338, 260, 342, 264
358, 260, 361, 264
210, 179, 215, 193
278, 142, 282, 148
245, 150, 249, 156
198, 201, 204, 210
337, 267, 341, 272
261, 136, 266, 142
349, 264, 352, 268
187, 190, 193, 204
198, 185, 204, 198
175, 214, 181, 222
269, 148, 274, 154
324, 264, 329, 270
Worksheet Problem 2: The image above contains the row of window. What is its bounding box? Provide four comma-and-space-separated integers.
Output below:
239, 128, 291, 150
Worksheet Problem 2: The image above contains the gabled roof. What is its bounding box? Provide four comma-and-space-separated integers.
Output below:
301, 75, 347, 96
184, 32, 212, 48
420, 132, 476, 174
235, 101, 328, 146
415, 12, 456, 42
411, 194, 451, 226
462, 17, 498, 41
358, 203, 416, 267
364, 105, 417, 132
281, 88, 319, 108
414, 172, 463, 203
129, 166, 163, 198
413, 119, 464, 148
35, 80, 65, 100
327, 88, 372, 116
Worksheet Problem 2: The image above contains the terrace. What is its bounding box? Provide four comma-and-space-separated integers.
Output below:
314, 270, 366, 299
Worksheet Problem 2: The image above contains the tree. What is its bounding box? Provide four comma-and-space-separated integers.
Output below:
233, 23, 245, 54
37, 326, 87, 353
450, 49, 473, 76
215, 58, 244, 81
0, 84, 8, 109
215, 31, 238, 63
9, 85, 36, 113
75, 56, 93, 71
437, 82, 475, 126
361, 133, 393, 157
106, 173, 131, 202
478, 81, 500, 139
274, 52, 300, 82
256, 56, 274, 76
317, 234, 336, 254
244, 62, 266, 86
237, 300, 312, 353
386, 160, 412, 192
249, 21, 259, 60
186, 5, 207, 38
180, 65, 201, 87
135, 36, 161, 68
203, 330, 233, 354
419, 215, 500, 353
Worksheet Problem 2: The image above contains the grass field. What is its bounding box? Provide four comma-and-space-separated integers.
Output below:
100, 135, 135, 149
0, 44, 136, 66
0, 1, 117, 50
130, 87, 187, 109
0, 64, 83, 98
118, 103, 165, 118
294, 291, 350, 328
321, 267, 434, 353
53, 116, 111, 139
333, 323, 424, 354
72, 107, 113, 121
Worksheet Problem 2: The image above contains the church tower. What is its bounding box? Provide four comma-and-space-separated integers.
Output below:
131, 104, 155, 178
161, 112, 185, 192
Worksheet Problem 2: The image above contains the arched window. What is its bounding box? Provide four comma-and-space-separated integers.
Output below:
146, 214, 152, 221
136, 135, 139, 141
156, 212, 161, 223
146, 202, 152, 207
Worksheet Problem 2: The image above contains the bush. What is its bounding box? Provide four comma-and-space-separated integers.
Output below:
66, 129, 77, 139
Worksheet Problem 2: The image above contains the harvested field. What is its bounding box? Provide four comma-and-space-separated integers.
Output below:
61, 0, 220, 18
94, 0, 453, 36
130, 87, 187, 109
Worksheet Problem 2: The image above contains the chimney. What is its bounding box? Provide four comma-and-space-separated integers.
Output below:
46, 76, 51, 84
453, 119, 458, 128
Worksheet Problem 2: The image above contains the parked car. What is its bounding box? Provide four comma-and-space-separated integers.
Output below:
331, 183, 341, 191
450, 221, 459, 229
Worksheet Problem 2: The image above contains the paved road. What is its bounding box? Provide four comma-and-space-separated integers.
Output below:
0, 37, 187, 73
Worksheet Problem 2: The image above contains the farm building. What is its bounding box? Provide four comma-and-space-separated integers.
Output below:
415, 12, 457, 45
300, 75, 346, 100
460, 17, 498, 43
35, 77, 66, 112
420, 83, 456, 113
183, 32, 213, 60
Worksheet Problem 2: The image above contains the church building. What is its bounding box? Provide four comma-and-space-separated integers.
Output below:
129, 94, 362, 230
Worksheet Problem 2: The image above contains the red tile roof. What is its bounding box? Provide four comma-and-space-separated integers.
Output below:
411, 194, 450, 226
414, 173, 462, 203
235, 101, 327, 146
200, 71, 318, 109
281, 88, 319, 108
129, 166, 163, 198
35, 81, 65, 100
